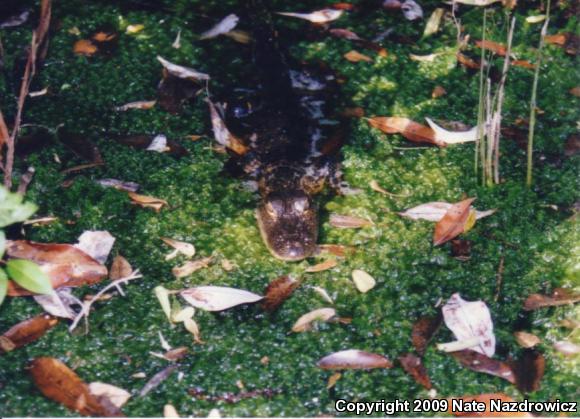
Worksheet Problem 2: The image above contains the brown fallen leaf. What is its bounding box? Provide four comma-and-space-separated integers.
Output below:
344, 50, 373, 63
73, 39, 97, 56
329, 214, 372, 228
511, 350, 545, 393
128, 192, 168, 212
207, 99, 249, 156
29, 357, 122, 416
457, 52, 481, 70
412, 314, 442, 355
569, 87, 580, 97
305, 259, 337, 273
432, 85, 447, 98
88, 382, 131, 410
110, 255, 132, 280
523, 287, 580, 310
172, 257, 212, 278
157, 72, 200, 115
261, 275, 300, 312
448, 393, 532, 417
315, 244, 354, 257
0, 314, 58, 352
475, 39, 507, 56
139, 365, 178, 397
6, 241, 108, 296
449, 349, 515, 384
512, 60, 535, 70
399, 353, 432, 389
433, 198, 476, 246
115, 100, 156, 111
513, 331, 541, 348
163, 346, 189, 361
329, 28, 361, 40
544, 33, 568, 46
366, 116, 443, 146
114, 134, 188, 158
318, 349, 393, 370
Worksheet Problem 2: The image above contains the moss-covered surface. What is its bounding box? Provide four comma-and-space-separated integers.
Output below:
0, 0, 578, 416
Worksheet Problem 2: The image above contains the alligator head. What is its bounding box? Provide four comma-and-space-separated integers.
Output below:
256, 190, 318, 261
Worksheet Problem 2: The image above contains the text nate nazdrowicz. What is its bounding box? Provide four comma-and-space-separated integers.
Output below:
335, 399, 578, 415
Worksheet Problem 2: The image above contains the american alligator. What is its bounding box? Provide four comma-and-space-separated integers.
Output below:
212, 1, 348, 261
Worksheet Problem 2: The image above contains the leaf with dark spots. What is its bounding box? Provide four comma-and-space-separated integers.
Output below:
317, 349, 393, 370
433, 198, 475, 246
157, 72, 200, 114
449, 349, 515, 384
29, 357, 123, 416
511, 350, 545, 393
57, 130, 103, 165
398, 353, 432, 389
412, 314, 441, 355
114, 134, 188, 157
6, 240, 108, 296
0, 314, 58, 352
523, 287, 580, 310
261, 275, 300, 312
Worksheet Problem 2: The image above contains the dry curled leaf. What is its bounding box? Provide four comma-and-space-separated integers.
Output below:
30, 357, 122, 416
305, 259, 337, 273
316, 244, 354, 257
367, 116, 441, 146
412, 314, 442, 355
292, 308, 336, 332
456, 52, 481, 70
180, 286, 262, 312
172, 257, 212, 278
329, 214, 372, 228
75, 231, 115, 265
511, 350, 545, 393
344, 50, 373, 63
475, 39, 507, 56
352, 269, 376, 293
199, 14, 239, 40
399, 202, 495, 222
329, 28, 361, 40
432, 85, 447, 98
513, 331, 541, 349
6, 241, 108, 296
261, 275, 300, 312
276, 9, 343, 23
399, 353, 432, 389
73, 39, 97, 56
184, 317, 203, 344
523, 288, 580, 310
110, 256, 132, 281
128, 192, 168, 212
115, 100, 156, 111
512, 60, 535, 70
318, 349, 393, 370
139, 365, 177, 397
449, 349, 515, 384
88, 382, 131, 409
442, 293, 495, 357
162, 346, 189, 361
0, 314, 58, 352
434, 198, 476, 246
161, 237, 195, 260
156, 56, 209, 81
207, 99, 249, 155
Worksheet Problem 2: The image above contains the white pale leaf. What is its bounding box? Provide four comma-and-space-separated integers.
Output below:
208, 100, 233, 147
409, 53, 441, 62
425, 118, 482, 144
276, 9, 343, 23
180, 286, 262, 311
446, 0, 501, 5
352, 270, 376, 293
442, 293, 495, 357
147, 135, 169, 153
401, 0, 423, 21
157, 56, 210, 81
292, 308, 336, 332
526, 15, 546, 24
312, 286, 334, 304
75, 231, 115, 264
436, 337, 481, 352
172, 306, 195, 323
399, 202, 496, 222
158, 331, 172, 351
154, 285, 172, 322
161, 237, 195, 259
200, 14, 239, 40
164, 404, 180, 418
33, 289, 78, 319
88, 382, 131, 408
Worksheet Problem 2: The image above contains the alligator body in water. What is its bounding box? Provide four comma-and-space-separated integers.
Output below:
213, 1, 347, 261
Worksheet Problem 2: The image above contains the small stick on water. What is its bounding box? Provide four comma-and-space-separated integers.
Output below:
69, 270, 142, 332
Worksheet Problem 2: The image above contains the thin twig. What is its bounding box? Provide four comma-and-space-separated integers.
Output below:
69, 270, 142, 332
527, 0, 551, 187
494, 255, 505, 302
